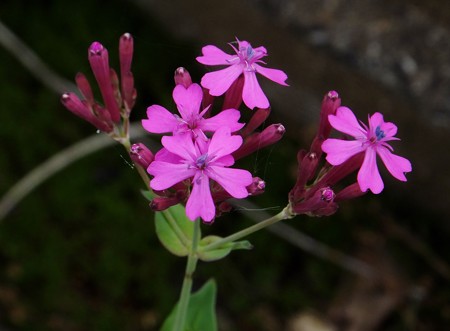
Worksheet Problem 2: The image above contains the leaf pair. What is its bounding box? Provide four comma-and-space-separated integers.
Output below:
154, 203, 252, 261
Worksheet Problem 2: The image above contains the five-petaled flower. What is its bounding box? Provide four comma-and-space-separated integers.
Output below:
142, 83, 244, 139
321, 106, 412, 194
148, 127, 253, 222
196, 39, 288, 110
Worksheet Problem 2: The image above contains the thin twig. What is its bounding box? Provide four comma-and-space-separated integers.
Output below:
231, 199, 377, 279
0, 124, 149, 222
0, 19, 76, 93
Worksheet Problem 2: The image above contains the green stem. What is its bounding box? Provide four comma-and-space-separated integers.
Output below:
201, 206, 292, 252
173, 219, 201, 331
120, 138, 190, 251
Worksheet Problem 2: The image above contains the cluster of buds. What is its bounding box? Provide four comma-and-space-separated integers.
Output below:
288, 91, 366, 217
61, 33, 136, 138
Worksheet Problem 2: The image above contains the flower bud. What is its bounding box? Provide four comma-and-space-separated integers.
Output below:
291, 186, 338, 217
335, 182, 366, 202
119, 33, 133, 78
317, 152, 364, 187
61, 92, 113, 132
222, 75, 244, 110
75, 73, 94, 106
119, 33, 135, 111
241, 107, 271, 137
247, 177, 266, 196
88, 42, 121, 123
202, 88, 215, 115
149, 196, 180, 211
319, 90, 340, 139
233, 123, 285, 160
129, 143, 154, 169
174, 67, 192, 88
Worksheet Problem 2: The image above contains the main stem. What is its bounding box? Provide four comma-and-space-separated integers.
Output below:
173, 219, 201, 331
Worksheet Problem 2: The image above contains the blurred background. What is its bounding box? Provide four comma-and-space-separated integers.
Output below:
0, 0, 449, 330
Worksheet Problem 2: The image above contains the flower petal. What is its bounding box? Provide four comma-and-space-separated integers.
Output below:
200, 109, 245, 133
357, 148, 384, 194
201, 65, 243, 96
142, 105, 177, 134
207, 166, 253, 198
243, 70, 269, 109
254, 64, 288, 86
207, 127, 243, 160
186, 172, 215, 222
173, 83, 203, 119
161, 134, 198, 162
148, 161, 195, 191
329, 107, 367, 139
322, 139, 365, 165
213, 155, 234, 167
379, 122, 398, 139
153, 148, 182, 163
196, 45, 234, 65
368, 112, 384, 129
377, 146, 412, 182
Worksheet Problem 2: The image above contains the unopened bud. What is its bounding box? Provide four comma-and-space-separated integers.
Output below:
202, 88, 215, 114
174, 67, 192, 88
319, 90, 341, 139
335, 182, 366, 202
233, 123, 285, 160
321, 187, 335, 202
317, 152, 364, 187
247, 177, 266, 196
130, 143, 154, 169
291, 186, 338, 217
150, 196, 180, 211
88, 41, 121, 123
61, 92, 113, 132
118, 33, 135, 111
241, 107, 271, 137
222, 75, 244, 110
119, 33, 133, 77
75, 73, 94, 105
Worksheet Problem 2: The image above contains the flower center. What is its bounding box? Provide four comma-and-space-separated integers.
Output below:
195, 153, 208, 169
375, 126, 386, 140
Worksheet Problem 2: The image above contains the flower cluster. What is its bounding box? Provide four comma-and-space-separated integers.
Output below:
289, 91, 412, 217
141, 62, 286, 222
62, 34, 412, 223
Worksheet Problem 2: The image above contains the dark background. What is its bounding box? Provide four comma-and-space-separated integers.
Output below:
0, 0, 449, 330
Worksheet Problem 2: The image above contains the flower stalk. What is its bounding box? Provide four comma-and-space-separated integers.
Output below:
173, 219, 201, 331
201, 206, 293, 252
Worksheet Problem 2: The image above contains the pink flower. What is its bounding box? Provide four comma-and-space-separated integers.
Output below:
196, 39, 288, 109
142, 83, 244, 138
147, 128, 253, 222
321, 106, 412, 194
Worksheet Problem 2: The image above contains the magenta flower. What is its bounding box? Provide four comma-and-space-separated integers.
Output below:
142, 83, 244, 138
321, 106, 412, 194
147, 128, 253, 222
196, 39, 288, 109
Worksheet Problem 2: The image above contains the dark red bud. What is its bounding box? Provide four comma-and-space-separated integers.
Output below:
174, 67, 192, 88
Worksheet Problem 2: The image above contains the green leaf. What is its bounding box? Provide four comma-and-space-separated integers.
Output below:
160, 279, 217, 331
155, 204, 196, 256
197, 235, 253, 262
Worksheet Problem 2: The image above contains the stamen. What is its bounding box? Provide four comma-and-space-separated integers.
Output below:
195, 153, 208, 169
375, 126, 386, 140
